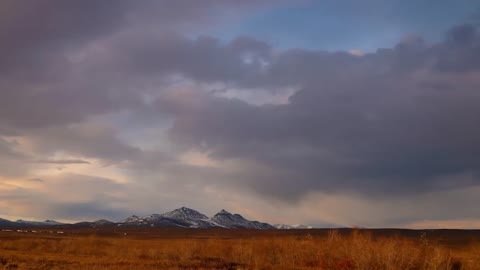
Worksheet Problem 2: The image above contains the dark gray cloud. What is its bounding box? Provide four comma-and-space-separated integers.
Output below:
0, 137, 30, 177
0, 0, 277, 132
109, 33, 272, 87
27, 124, 142, 162
0, 0, 273, 63
151, 25, 480, 199
435, 24, 480, 72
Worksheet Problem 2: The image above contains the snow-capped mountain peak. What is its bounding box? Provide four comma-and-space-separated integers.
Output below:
162, 207, 209, 221
1, 207, 283, 230
217, 209, 231, 215
212, 209, 275, 229
122, 215, 141, 223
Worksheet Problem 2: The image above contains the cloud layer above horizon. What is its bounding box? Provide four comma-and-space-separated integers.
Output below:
1, 0, 480, 228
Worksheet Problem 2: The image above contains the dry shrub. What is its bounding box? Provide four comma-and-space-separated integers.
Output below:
0, 230, 479, 269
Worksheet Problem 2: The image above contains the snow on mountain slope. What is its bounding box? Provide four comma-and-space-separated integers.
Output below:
119, 213, 191, 228
162, 207, 217, 228
93, 219, 114, 225
15, 219, 64, 226
0, 207, 281, 230
211, 209, 276, 229
162, 207, 208, 220
122, 215, 142, 224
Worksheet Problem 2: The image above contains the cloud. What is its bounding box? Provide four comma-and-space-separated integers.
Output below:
0, 1, 278, 132
0, 137, 32, 177
26, 123, 142, 162
0, 173, 131, 221
27, 178, 44, 183
0, 1, 479, 226
34, 159, 91, 165
151, 25, 480, 200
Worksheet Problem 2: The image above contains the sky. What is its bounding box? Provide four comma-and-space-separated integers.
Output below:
1, 0, 480, 228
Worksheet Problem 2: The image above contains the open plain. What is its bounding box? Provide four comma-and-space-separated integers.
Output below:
1, 228, 479, 270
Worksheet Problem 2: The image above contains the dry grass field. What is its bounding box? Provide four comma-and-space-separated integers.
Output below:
1, 228, 479, 270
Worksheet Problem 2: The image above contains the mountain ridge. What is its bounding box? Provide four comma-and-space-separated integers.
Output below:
0, 207, 311, 230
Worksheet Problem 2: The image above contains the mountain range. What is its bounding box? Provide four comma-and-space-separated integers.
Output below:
0, 207, 311, 230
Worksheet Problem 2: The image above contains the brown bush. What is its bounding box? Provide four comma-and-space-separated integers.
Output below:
0, 229, 479, 269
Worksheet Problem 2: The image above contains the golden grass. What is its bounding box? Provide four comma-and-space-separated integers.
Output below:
0, 230, 479, 269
